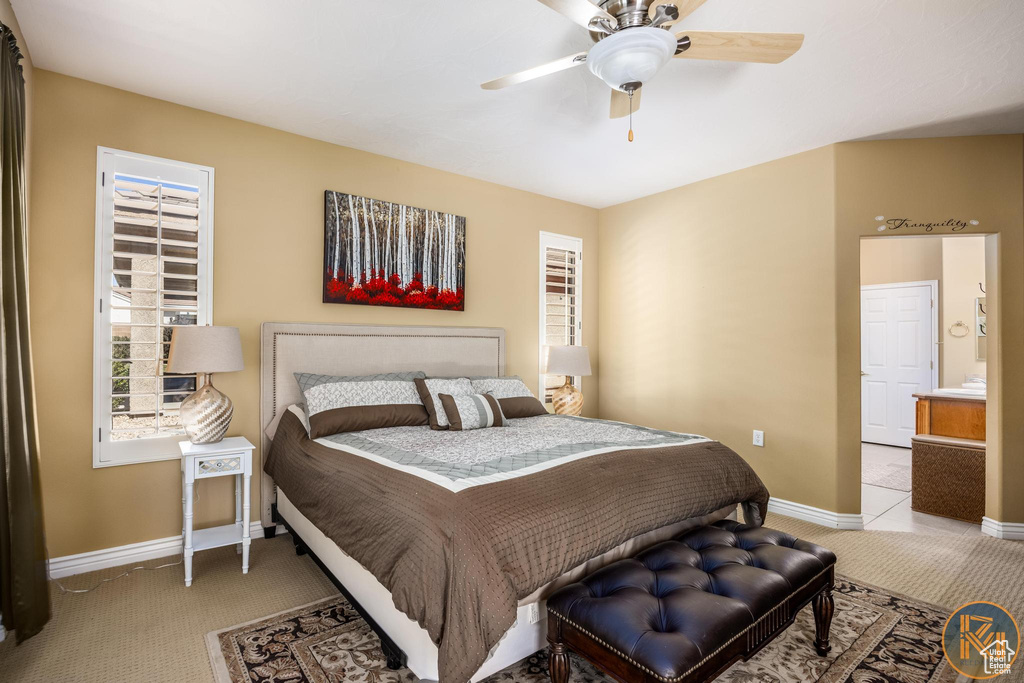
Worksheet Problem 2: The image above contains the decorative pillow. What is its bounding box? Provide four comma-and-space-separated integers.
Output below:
295, 371, 428, 438
414, 377, 474, 430
439, 393, 506, 431
469, 376, 548, 419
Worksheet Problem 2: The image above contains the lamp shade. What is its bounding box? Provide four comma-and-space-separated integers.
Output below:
167, 326, 244, 374
543, 345, 592, 377
587, 27, 677, 91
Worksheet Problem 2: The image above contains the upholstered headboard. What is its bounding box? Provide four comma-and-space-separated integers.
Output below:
259, 321, 506, 528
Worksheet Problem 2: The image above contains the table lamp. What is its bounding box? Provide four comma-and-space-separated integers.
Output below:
167, 325, 244, 444
543, 345, 592, 416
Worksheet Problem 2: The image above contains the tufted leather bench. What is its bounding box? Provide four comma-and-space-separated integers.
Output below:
545, 520, 836, 683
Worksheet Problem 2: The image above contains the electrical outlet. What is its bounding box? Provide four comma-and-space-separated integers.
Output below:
753, 430, 765, 447
527, 603, 542, 624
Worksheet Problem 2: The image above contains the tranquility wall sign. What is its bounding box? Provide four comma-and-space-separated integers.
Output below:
873, 215, 980, 233
323, 191, 466, 310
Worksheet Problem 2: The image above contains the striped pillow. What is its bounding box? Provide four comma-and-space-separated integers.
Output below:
414, 377, 474, 430
438, 393, 506, 431
469, 376, 548, 419
294, 371, 428, 438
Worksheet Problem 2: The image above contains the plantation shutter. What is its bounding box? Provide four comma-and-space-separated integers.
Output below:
94, 149, 213, 466
539, 233, 583, 404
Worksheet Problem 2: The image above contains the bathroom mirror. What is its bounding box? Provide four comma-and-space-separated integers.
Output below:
976, 297, 987, 361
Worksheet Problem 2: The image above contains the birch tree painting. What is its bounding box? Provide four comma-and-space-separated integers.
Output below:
323, 191, 466, 310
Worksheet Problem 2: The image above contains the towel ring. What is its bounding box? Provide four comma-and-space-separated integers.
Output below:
949, 321, 970, 338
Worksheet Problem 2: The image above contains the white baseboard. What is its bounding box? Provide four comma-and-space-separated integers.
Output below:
981, 517, 1024, 541
48, 522, 286, 579
767, 497, 865, 531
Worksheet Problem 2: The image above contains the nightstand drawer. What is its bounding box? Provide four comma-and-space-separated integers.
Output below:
194, 453, 244, 478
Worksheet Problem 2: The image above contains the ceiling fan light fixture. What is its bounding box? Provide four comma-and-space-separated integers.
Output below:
587, 27, 677, 91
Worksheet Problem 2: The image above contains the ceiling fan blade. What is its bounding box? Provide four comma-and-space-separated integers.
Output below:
609, 87, 642, 119
648, 0, 706, 28
535, 0, 617, 32
480, 52, 587, 90
674, 31, 804, 64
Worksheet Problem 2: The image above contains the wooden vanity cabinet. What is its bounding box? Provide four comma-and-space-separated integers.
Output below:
911, 392, 985, 523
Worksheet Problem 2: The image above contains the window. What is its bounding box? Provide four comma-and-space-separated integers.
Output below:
93, 148, 214, 467
539, 232, 583, 403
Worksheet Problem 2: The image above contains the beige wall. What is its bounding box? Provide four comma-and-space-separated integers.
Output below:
600, 136, 1024, 524
30, 70, 599, 558
941, 236, 987, 385
859, 236, 942, 286
598, 147, 840, 511
25, 64, 1024, 558
834, 136, 1023, 523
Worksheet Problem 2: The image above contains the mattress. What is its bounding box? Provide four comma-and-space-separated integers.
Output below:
265, 410, 769, 682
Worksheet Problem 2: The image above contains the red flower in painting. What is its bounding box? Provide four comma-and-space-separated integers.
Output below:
369, 292, 401, 307
346, 287, 369, 304
436, 288, 464, 309
407, 279, 424, 294
364, 276, 387, 295
403, 291, 430, 308
425, 286, 438, 299
325, 278, 348, 299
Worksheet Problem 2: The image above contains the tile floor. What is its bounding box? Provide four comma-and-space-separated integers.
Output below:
861, 442, 982, 536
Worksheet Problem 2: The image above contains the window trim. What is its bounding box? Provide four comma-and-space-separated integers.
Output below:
92, 147, 215, 468
538, 231, 583, 404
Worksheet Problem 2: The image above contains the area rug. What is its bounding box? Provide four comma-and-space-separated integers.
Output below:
861, 462, 912, 492
207, 577, 955, 683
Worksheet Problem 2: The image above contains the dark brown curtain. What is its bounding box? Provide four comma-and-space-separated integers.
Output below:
0, 22, 49, 642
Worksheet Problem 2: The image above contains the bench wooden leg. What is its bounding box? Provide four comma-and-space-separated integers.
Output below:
549, 642, 570, 683
813, 587, 834, 656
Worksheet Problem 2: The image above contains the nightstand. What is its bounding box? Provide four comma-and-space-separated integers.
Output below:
179, 437, 254, 587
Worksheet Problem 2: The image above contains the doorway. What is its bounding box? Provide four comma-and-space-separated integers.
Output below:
859, 235, 986, 534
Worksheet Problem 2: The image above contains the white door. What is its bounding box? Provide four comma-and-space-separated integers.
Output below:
861, 282, 936, 447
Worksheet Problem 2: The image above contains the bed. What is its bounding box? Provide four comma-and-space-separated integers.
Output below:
260, 322, 769, 682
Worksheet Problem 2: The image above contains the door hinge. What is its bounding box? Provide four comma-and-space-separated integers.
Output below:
99, 298, 103, 313
102, 171, 105, 187
931, 299, 934, 308
930, 360, 934, 369
98, 427, 102, 442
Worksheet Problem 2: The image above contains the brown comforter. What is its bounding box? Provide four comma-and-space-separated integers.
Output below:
265, 412, 769, 682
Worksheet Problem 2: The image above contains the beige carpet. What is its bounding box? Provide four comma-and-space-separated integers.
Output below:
2, 514, 1021, 683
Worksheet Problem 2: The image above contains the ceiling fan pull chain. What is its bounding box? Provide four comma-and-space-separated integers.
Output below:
628, 90, 634, 142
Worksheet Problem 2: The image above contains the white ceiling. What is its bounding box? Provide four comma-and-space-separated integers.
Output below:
14, 0, 1024, 208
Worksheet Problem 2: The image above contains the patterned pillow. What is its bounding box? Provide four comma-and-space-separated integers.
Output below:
295, 371, 428, 438
414, 377, 474, 430
469, 376, 548, 419
438, 393, 506, 431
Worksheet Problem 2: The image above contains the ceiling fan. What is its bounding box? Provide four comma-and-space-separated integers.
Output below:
481, 0, 804, 139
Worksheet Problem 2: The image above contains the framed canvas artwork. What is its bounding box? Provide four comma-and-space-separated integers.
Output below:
323, 191, 466, 310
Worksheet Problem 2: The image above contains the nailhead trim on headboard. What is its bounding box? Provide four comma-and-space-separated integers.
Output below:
269, 332, 503, 423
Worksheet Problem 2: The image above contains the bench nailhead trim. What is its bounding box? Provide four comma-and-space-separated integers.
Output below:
548, 564, 833, 683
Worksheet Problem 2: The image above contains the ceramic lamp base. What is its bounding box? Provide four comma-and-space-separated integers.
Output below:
180, 379, 234, 444
552, 379, 584, 416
